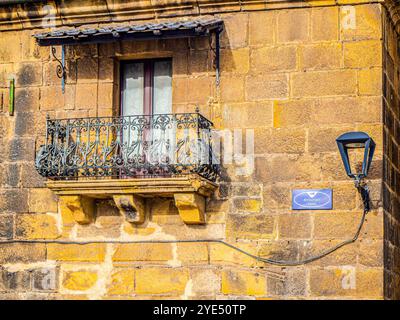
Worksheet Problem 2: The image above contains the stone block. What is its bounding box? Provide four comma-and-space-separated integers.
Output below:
232, 198, 262, 213
277, 9, 309, 43
32, 268, 58, 291
189, 269, 220, 296
174, 193, 206, 224
112, 243, 173, 262
254, 127, 306, 154
344, 40, 382, 68
0, 189, 29, 213
176, 243, 209, 264
314, 212, 363, 239
340, 4, 382, 41
0, 269, 30, 291
209, 242, 259, 267
308, 126, 354, 153
0, 215, 13, 239
135, 268, 189, 295
14, 87, 39, 112
278, 214, 312, 239
358, 67, 382, 95
107, 269, 135, 296
221, 269, 266, 296
251, 46, 297, 73
249, 11, 275, 45
59, 195, 95, 224
28, 188, 58, 213
62, 270, 98, 291
0, 243, 46, 264
226, 214, 275, 240
311, 7, 339, 41
246, 73, 288, 100
310, 267, 383, 298
39, 86, 65, 111
299, 43, 342, 71
267, 268, 306, 297
8, 138, 35, 161
220, 75, 245, 102
16, 62, 42, 87
15, 213, 60, 239
220, 13, 248, 49
221, 48, 250, 74
291, 70, 357, 97
47, 244, 106, 262
75, 83, 97, 110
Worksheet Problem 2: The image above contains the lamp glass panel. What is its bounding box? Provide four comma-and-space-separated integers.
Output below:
347, 146, 365, 176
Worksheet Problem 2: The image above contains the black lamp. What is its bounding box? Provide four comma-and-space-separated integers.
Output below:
336, 131, 376, 183
336, 131, 375, 212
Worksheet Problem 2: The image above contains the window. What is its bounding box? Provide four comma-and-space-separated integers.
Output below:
121, 59, 172, 116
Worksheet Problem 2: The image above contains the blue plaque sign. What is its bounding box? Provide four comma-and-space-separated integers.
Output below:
292, 189, 332, 210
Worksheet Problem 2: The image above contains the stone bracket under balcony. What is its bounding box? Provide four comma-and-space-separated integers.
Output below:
47, 174, 218, 225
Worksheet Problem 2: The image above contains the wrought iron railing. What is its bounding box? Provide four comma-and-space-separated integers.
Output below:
35, 113, 220, 182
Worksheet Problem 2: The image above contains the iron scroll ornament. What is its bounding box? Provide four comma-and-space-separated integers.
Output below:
51, 46, 66, 80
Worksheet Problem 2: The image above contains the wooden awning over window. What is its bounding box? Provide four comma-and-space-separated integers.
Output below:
33, 18, 224, 46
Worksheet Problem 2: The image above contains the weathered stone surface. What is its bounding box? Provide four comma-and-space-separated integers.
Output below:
310, 268, 382, 298
311, 7, 339, 41
278, 214, 312, 239
249, 11, 275, 45
0, 269, 31, 291
245, 73, 288, 100
47, 244, 106, 262
226, 214, 275, 240
251, 46, 297, 73
292, 70, 357, 97
176, 243, 209, 264
15, 214, 60, 239
0, 189, 28, 213
107, 269, 135, 296
28, 188, 58, 213
221, 269, 266, 296
277, 9, 309, 43
112, 243, 173, 262
344, 40, 382, 68
267, 269, 306, 297
299, 43, 342, 70
0, 215, 13, 239
62, 270, 98, 291
135, 268, 189, 295
32, 268, 58, 292
0, 243, 46, 264
340, 4, 382, 41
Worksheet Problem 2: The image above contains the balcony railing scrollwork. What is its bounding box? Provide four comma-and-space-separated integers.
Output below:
35, 113, 220, 182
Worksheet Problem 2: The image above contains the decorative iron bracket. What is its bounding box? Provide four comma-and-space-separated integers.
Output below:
51, 46, 66, 93
210, 27, 222, 87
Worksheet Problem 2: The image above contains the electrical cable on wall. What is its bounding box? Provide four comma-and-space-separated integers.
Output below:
0, 185, 371, 267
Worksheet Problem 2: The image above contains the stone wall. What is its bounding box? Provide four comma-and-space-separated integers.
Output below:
383, 5, 400, 300
0, 0, 390, 299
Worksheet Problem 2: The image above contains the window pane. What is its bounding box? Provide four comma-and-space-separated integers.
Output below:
122, 62, 144, 116
153, 60, 172, 114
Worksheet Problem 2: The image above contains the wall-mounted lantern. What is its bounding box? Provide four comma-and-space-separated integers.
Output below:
336, 131, 376, 184
336, 131, 375, 212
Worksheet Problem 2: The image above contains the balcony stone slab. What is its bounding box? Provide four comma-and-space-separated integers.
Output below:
47, 174, 218, 225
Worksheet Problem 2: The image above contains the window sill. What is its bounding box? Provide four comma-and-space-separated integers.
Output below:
47, 174, 218, 225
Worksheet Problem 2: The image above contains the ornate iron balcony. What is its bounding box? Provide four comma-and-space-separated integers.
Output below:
35, 113, 220, 182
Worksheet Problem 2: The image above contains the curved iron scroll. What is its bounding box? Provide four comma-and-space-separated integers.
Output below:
51, 47, 66, 79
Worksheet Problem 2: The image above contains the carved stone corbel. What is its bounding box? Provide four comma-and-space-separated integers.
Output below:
113, 194, 145, 224
173, 193, 206, 225
59, 195, 95, 224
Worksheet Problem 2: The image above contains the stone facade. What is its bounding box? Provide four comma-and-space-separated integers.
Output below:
0, 0, 396, 299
